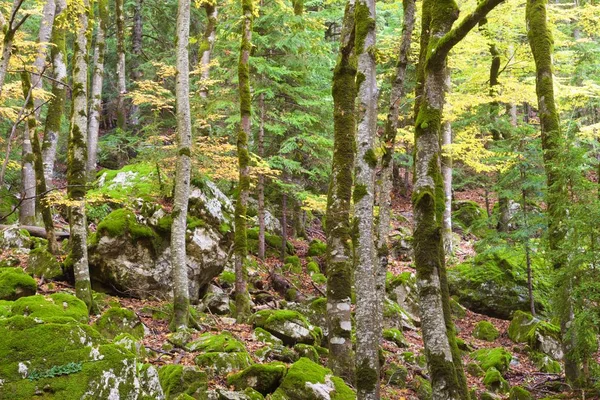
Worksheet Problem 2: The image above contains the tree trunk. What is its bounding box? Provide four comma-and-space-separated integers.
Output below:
199, 2, 217, 99
130, 0, 143, 127
281, 184, 287, 262
0, 0, 28, 98
376, 0, 415, 352
41, 0, 67, 185
325, 0, 356, 383
20, 72, 58, 254
234, 0, 253, 323
526, 0, 579, 384
87, 0, 108, 180
441, 119, 453, 255
20, 127, 36, 225
32, 0, 56, 118
116, 0, 127, 131
68, 0, 95, 313
257, 93, 266, 260
354, 0, 380, 398
171, 0, 192, 331
413, 1, 503, 398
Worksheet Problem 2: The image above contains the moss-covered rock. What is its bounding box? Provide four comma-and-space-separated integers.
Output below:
293, 344, 319, 362
0, 315, 163, 399
10, 293, 88, 323
194, 351, 252, 377
216, 388, 264, 400
306, 262, 320, 275
473, 320, 500, 341
466, 361, 484, 377
508, 311, 563, 360
159, 364, 208, 399
384, 362, 407, 387
252, 310, 321, 346
307, 240, 326, 257
483, 367, 510, 393
114, 333, 148, 358
471, 347, 512, 373
383, 328, 408, 348
253, 327, 283, 345
448, 245, 550, 319
310, 273, 327, 285
187, 331, 246, 353
219, 270, 236, 287
530, 351, 561, 373
93, 306, 145, 339
411, 375, 432, 400
255, 343, 298, 363
383, 298, 416, 330
452, 200, 487, 233
26, 246, 63, 280
270, 357, 355, 399
0, 267, 37, 300
226, 362, 287, 395
386, 272, 420, 324
509, 386, 533, 400
0, 225, 31, 251
450, 296, 467, 319
0, 299, 12, 318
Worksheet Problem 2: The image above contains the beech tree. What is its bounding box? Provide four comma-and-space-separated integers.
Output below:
116, 0, 127, 130
171, 0, 192, 330
413, 0, 504, 397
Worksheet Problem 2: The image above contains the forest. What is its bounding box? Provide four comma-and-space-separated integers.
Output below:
0, 0, 599, 398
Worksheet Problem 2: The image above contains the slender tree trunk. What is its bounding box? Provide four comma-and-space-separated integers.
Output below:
354, 1, 380, 398
0, 0, 29, 98
116, 0, 127, 131
171, 0, 192, 331
130, 0, 143, 127
325, 0, 356, 383
257, 93, 266, 260
199, 2, 217, 99
376, 0, 415, 347
292, 0, 303, 15
413, 1, 503, 398
87, 0, 108, 179
281, 184, 287, 262
20, 72, 59, 254
234, 0, 253, 323
441, 119, 453, 255
526, 0, 580, 384
520, 156, 536, 316
41, 0, 67, 185
68, 0, 95, 313
20, 127, 36, 225
32, 0, 56, 118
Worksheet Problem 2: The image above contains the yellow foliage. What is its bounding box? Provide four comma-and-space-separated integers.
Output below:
130, 80, 174, 112
301, 193, 327, 214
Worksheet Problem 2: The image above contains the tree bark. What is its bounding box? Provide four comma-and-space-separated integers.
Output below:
234, 0, 253, 323
353, 0, 379, 398
68, 0, 95, 313
20, 126, 36, 225
130, 0, 143, 127
20, 72, 58, 254
87, 0, 108, 179
413, 1, 504, 398
257, 93, 266, 260
376, 0, 416, 332
199, 2, 217, 99
441, 119, 453, 255
116, 0, 127, 131
171, 0, 192, 331
526, 0, 580, 385
325, 0, 356, 383
280, 184, 287, 262
31, 0, 56, 118
41, 0, 67, 185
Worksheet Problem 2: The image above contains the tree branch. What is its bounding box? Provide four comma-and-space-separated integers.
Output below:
428, 0, 505, 67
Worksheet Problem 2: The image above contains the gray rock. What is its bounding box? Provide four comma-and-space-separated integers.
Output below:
0, 226, 31, 252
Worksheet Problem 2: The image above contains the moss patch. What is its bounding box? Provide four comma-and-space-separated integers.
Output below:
307, 240, 326, 257
187, 331, 246, 353
11, 293, 88, 323
26, 246, 63, 280
0, 268, 37, 301
471, 347, 512, 373
473, 321, 500, 341
158, 364, 208, 399
227, 362, 287, 395
93, 306, 144, 339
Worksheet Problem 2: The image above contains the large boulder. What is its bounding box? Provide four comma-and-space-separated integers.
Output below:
270, 357, 355, 400
508, 311, 563, 360
0, 314, 163, 399
252, 310, 322, 346
189, 332, 253, 377
0, 226, 31, 252
227, 362, 287, 396
158, 365, 208, 399
448, 245, 550, 319
26, 246, 63, 280
452, 200, 487, 234
89, 174, 234, 302
0, 267, 36, 301
386, 272, 420, 325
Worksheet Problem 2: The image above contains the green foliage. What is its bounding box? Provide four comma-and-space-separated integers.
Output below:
28, 362, 83, 381
473, 321, 500, 342
471, 347, 512, 373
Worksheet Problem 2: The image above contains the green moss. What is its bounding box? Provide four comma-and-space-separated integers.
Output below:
0, 268, 37, 301
255, 343, 298, 363
26, 246, 63, 280
219, 270, 236, 286
11, 293, 88, 323
306, 261, 320, 275
227, 362, 287, 395
96, 208, 157, 242
383, 328, 408, 348
411, 375, 432, 400
311, 273, 327, 285
284, 256, 300, 268
194, 351, 252, 377
384, 362, 407, 387
252, 310, 321, 346
271, 357, 355, 400
253, 327, 283, 345
363, 148, 378, 169
293, 344, 319, 362
114, 333, 148, 358
158, 364, 208, 399
187, 331, 246, 353
483, 367, 510, 393
530, 351, 561, 373
93, 306, 144, 339
509, 386, 533, 400
356, 358, 378, 393
307, 240, 326, 257
90, 163, 165, 202
466, 362, 484, 377
353, 184, 368, 204
473, 321, 500, 341
471, 347, 512, 373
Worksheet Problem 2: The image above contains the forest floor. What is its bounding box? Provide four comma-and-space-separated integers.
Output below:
2, 187, 589, 399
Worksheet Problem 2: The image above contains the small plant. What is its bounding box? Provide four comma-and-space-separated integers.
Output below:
27, 362, 83, 381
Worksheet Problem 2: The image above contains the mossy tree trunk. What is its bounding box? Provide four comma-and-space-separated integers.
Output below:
31, 0, 56, 118
199, 1, 217, 99
42, 0, 67, 185
171, 0, 192, 331
526, 0, 580, 385
68, 0, 95, 313
234, 0, 253, 323
257, 93, 266, 260
325, 0, 356, 383
87, 0, 108, 180
353, 0, 380, 398
20, 72, 59, 254
129, 0, 143, 127
413, 0, 504, 398
376, 0, 415, 332
116, 0, 127, 131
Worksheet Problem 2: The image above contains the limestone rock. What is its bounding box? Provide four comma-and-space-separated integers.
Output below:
252, 310, 322, 346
